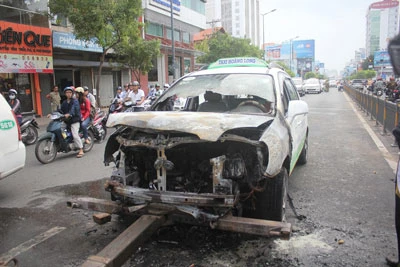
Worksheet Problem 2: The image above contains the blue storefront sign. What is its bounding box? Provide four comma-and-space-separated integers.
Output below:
52, 32, 103, 53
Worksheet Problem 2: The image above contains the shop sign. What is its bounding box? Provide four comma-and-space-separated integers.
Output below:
52, 31, 103, 53
0, 21, 53, 73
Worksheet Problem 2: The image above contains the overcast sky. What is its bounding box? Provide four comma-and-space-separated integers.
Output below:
260, 0, 377, 72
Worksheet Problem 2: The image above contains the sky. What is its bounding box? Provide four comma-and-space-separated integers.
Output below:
260, 0, 378, 72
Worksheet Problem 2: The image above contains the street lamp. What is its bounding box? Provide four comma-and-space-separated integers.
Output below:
289, 35, 299, 73
261, 9, 277, 60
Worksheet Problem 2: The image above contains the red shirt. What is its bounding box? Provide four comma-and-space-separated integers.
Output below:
80, 98, 91, 121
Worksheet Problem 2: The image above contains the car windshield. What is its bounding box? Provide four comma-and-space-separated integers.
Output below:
305, 79, 319, 84
155, 73, 276, 114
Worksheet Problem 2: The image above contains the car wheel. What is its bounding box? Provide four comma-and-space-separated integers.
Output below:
297, 134, 308, 165
246, 168, 288, 221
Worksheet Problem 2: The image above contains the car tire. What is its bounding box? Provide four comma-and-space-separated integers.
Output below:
297, 134, 308, 165
247, 168, 288, 221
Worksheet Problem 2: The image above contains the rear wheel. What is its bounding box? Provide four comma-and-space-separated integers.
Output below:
35, 138, 57, 164
83, 131, 95, 152
23, 125, 38, 145
246, 168, 288, 221
297, 135, 308, 165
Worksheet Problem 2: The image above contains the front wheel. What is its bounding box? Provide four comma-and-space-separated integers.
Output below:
35, 138, 57, 164
245, 168, 288, 221
23, 125, 39, 145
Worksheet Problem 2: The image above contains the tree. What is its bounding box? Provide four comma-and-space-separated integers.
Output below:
272, 61, 295, 77
114, 38, 160, 84
48, 0, 142, 106
349, 70, 376, 80
361, 55, 374, 70
304, 72, 317, 79
196, 32, 263, 64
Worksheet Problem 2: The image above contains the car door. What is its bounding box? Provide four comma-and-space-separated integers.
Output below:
282, 77, 308, 172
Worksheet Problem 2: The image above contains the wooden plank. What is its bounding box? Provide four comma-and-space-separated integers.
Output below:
81, 215, 166, 267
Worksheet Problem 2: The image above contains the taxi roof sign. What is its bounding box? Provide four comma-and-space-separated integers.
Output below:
207, 57, 269, 69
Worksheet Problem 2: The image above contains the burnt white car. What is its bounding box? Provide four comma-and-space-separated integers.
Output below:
105, 57, 308, 229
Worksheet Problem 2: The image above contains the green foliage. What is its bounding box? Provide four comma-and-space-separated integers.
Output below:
48, 0, 142, 105
114, 38, 160, 83
305, 72, 317, 79
196, 32, 263, 64
348, 70, 376, 80
361, 55, 374, 70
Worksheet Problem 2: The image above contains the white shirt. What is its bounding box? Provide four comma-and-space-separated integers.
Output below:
128, 89, 145, 107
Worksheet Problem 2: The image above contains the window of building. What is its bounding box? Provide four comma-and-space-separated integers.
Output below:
146, 22, 163, 37
182, 32, 190, 43
148, 58, 158, 82
0, 3, 48, 27
181, 0, 205, 14
167, 28, 181, 41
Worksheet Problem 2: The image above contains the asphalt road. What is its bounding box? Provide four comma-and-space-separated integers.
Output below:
0, 89, 399, 266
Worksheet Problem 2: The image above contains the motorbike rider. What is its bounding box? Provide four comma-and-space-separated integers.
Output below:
387, 77, 397, 96
7, 89, 22, 124
373, 76, 386, 95
75, 87, 91, 145
83, 86, 96, 108
60, 86, 84, 158
126, 81, 145, 111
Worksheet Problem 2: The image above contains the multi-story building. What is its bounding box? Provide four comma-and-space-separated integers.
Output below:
366, 0, 399, 56
205, 0, 260, 46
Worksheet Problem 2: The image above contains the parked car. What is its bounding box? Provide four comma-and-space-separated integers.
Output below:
104, 57, 309, 226
292, 77, 305, 96
351, 79, 365, 90
303, 78, 322, 94
0, 94, 26, 180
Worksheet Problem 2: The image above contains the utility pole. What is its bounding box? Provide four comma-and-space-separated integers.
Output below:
170, 0, 175, 81
206, 19, 221, 33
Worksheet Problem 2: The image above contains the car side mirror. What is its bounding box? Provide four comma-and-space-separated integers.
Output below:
389, 35, 400, 75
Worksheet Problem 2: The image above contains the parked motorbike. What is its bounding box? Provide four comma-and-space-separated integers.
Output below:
91, 108, 107, 142
35, 112, 94, 164
20, 115, 39, 145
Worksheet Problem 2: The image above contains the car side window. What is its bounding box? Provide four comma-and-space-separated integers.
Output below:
279, 74, 289, 114
284, 79, 300, 101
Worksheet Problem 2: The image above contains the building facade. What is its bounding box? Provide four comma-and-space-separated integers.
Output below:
205, 0, 260, 46
142, 0, 207, 86
366, 0, 399, 57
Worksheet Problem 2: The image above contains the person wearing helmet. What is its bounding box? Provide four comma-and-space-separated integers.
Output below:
387, 77, 398, 98
75, 87, 91, 146
126, 81, 145, 111
60, 86, 84, 158
83, 86, 96, 108
7, 89, 22, 124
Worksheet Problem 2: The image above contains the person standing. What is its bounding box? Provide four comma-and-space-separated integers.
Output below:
46, 85, 61, 112
7, 89, 22, 124
127, 81, 145, 111
60, 86, 84, 158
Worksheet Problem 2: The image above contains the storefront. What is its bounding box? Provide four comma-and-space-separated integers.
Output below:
0, 21, 53, 116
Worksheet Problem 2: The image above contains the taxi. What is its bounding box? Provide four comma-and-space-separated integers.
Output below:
0, 94, 26, 180
105, 57, 309, 224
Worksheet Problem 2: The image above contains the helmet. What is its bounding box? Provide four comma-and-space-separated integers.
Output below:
75, 87, 84, 94
124, 83, 129, 87
63, 86, 74, 93
390, 77, 395, 81
9, 89, 17, 95
132, 81, 140, 86
83, 86, 89, 91
164, 83, 170, 89
155, 83, 160, 87
117, 86, 122, 90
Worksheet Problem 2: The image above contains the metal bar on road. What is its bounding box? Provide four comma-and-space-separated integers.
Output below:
81, 215, 166, 267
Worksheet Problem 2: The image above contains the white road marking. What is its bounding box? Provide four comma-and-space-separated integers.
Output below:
344, 93, 398, 173
0, 226, 66, 263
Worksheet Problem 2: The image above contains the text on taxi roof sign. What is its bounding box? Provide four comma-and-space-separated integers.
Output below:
208, 57, 269, 69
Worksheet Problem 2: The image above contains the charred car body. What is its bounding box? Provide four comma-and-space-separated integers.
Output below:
104, 58, 309, 229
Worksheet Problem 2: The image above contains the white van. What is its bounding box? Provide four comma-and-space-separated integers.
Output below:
0, 94, 26, 180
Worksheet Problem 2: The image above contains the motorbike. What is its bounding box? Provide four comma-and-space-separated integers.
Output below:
35, 112, 94, 164
91, 108, 107, 142
338, 84, 344, 92
20, 115, 39, 145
